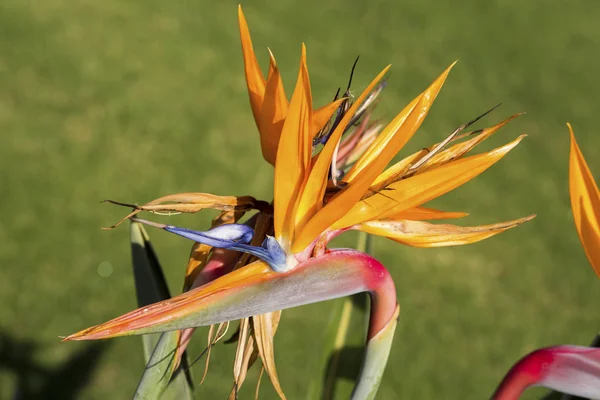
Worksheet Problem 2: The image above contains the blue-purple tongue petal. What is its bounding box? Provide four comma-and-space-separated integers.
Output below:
262, 236, 287, 270
147, 222, 288, 271
164, 224, 254, 248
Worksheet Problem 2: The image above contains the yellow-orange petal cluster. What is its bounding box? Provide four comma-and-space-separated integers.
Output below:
238, 5, 530, 255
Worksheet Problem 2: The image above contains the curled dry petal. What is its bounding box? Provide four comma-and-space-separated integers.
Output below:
104, 192, 264, 229
252, 311, 285, 399
492, 345, 600, 400
230, 317, 257, 399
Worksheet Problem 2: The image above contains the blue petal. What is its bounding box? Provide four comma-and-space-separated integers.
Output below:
262, 236, 287, 267
162, 224, 287, 272
164, 224, 254, 248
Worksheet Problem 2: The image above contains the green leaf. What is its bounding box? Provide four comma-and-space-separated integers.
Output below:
134, 332, 180, 400
130, 221, 193, 400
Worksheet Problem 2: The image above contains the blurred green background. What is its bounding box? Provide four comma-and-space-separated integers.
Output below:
2, 0, 600, 399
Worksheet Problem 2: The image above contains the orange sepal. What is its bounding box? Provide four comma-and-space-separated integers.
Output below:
332, 135, 526, 230
259, 50, 289, 165
292, 67, 390, 248
273, 44, 312, 246
238, 5, 266, 125
568, 123, 600, 278
293, 64, 453, 252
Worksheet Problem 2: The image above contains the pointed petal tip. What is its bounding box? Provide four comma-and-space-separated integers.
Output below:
506, 134, 527, 148
62, 327, 100, 342
438, 61, 457, 82
567, 122, 575, 138
267, 47, 277, 65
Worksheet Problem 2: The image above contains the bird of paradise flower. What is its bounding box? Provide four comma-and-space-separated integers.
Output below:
491, 124, 600, 399
64, 6, 534, 399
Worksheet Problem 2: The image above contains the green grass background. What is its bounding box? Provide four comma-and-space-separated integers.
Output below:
2, 0, 600, 399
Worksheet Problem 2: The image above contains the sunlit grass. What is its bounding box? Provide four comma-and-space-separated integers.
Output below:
1, 0, 600, 398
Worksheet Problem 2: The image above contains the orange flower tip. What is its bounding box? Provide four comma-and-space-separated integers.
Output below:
521, 214, 537, 223
439, 60, 457, 80
503, 112, 525, 121
512, 134, 527, 145
267, 47, 277, 65
567, 122, 575, 138
61, 329, 90, 342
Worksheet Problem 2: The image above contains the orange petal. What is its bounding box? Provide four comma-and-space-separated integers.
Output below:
311, 99, 346, 139
344, 62, 456, 183
292, 67, 390, 245
274, 44, 312, 247
238, 5, 266, 126
415, 113, 522, 174
331, 135, 526, 230
259, 50, 289, 165
293, 64, 453, 252
390, 206, 468, 221
568, 123, 600, 278
356, 215, 535, 247
370, 114, 520, 192
370, 149, 427, 190
64, 261, 276, 341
